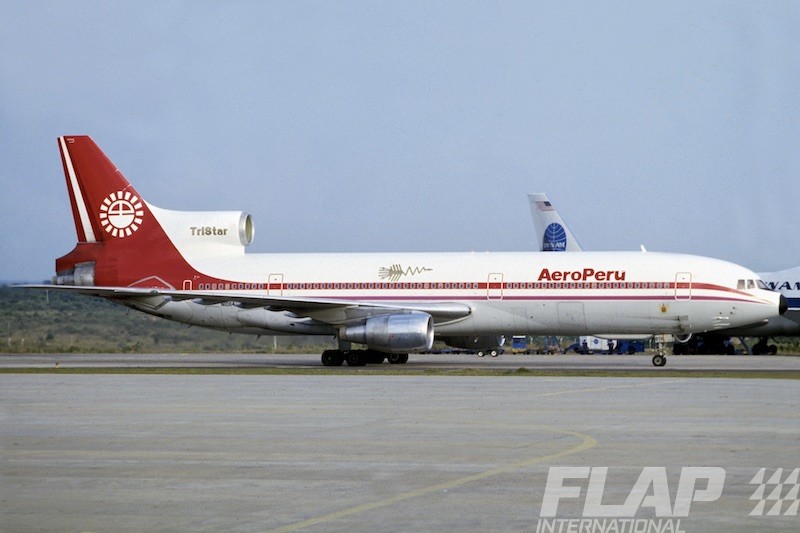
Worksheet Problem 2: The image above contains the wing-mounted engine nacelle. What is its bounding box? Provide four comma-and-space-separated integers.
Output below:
147, 205, 254, 253
339, 313, 434, 353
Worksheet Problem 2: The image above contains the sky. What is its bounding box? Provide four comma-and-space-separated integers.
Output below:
2, 1, 799, 282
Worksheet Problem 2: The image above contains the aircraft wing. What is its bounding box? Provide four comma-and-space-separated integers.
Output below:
17, 284, 473, 321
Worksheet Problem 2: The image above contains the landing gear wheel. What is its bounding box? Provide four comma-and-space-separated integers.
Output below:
652, 355, 666, 367
321, 350, 344, 366
345, 351, 367, 366
366, 350, 386, 364
387, 353, 409, 364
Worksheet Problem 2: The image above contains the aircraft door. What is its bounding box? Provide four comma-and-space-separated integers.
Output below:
487, 273, 504, 300
674, 272, 692, 300
268, 273, 284, 296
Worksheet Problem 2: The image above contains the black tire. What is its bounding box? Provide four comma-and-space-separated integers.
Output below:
322, 350, 344, 366
345, 351, 367, 366
652, 355, 666, 367
387, 353, 409, 364
367, 350, 386, 364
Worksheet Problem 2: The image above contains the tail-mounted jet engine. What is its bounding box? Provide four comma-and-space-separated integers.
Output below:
339, 313, 434, 353
147, 206, 254, 251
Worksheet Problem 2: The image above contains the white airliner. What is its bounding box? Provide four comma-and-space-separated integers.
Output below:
528, 192, 800, 354
22, 136, 787, 367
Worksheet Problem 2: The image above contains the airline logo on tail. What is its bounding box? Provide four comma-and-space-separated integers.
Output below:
99, 191, 144, 237
528, 194, 583, 252
543, 222, 567, 251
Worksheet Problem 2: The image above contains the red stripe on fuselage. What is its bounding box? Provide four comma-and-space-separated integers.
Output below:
176, 277, 765, 306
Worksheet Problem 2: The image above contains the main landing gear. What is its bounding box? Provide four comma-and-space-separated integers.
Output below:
321, 349, 408, 367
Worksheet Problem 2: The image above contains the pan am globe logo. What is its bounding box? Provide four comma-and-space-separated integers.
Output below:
99, 191, 144, 238
543, 222, 567, 251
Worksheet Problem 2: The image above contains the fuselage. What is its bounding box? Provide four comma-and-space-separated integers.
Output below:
132, 248, 780, 338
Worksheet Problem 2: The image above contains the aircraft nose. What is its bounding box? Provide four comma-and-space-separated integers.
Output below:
779, 294, 788, 315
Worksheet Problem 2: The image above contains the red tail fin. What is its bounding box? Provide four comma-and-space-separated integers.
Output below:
55, 136, 190, 288
58, 136, 151, 242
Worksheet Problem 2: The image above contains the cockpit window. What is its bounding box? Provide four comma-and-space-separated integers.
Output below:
739, 279, 766, 290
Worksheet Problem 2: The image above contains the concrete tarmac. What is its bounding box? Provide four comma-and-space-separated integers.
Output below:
2, 373, 798, 532
2, 352, 800, 372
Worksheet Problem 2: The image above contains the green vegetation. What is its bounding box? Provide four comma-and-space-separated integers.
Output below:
0, 286, 336, 354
